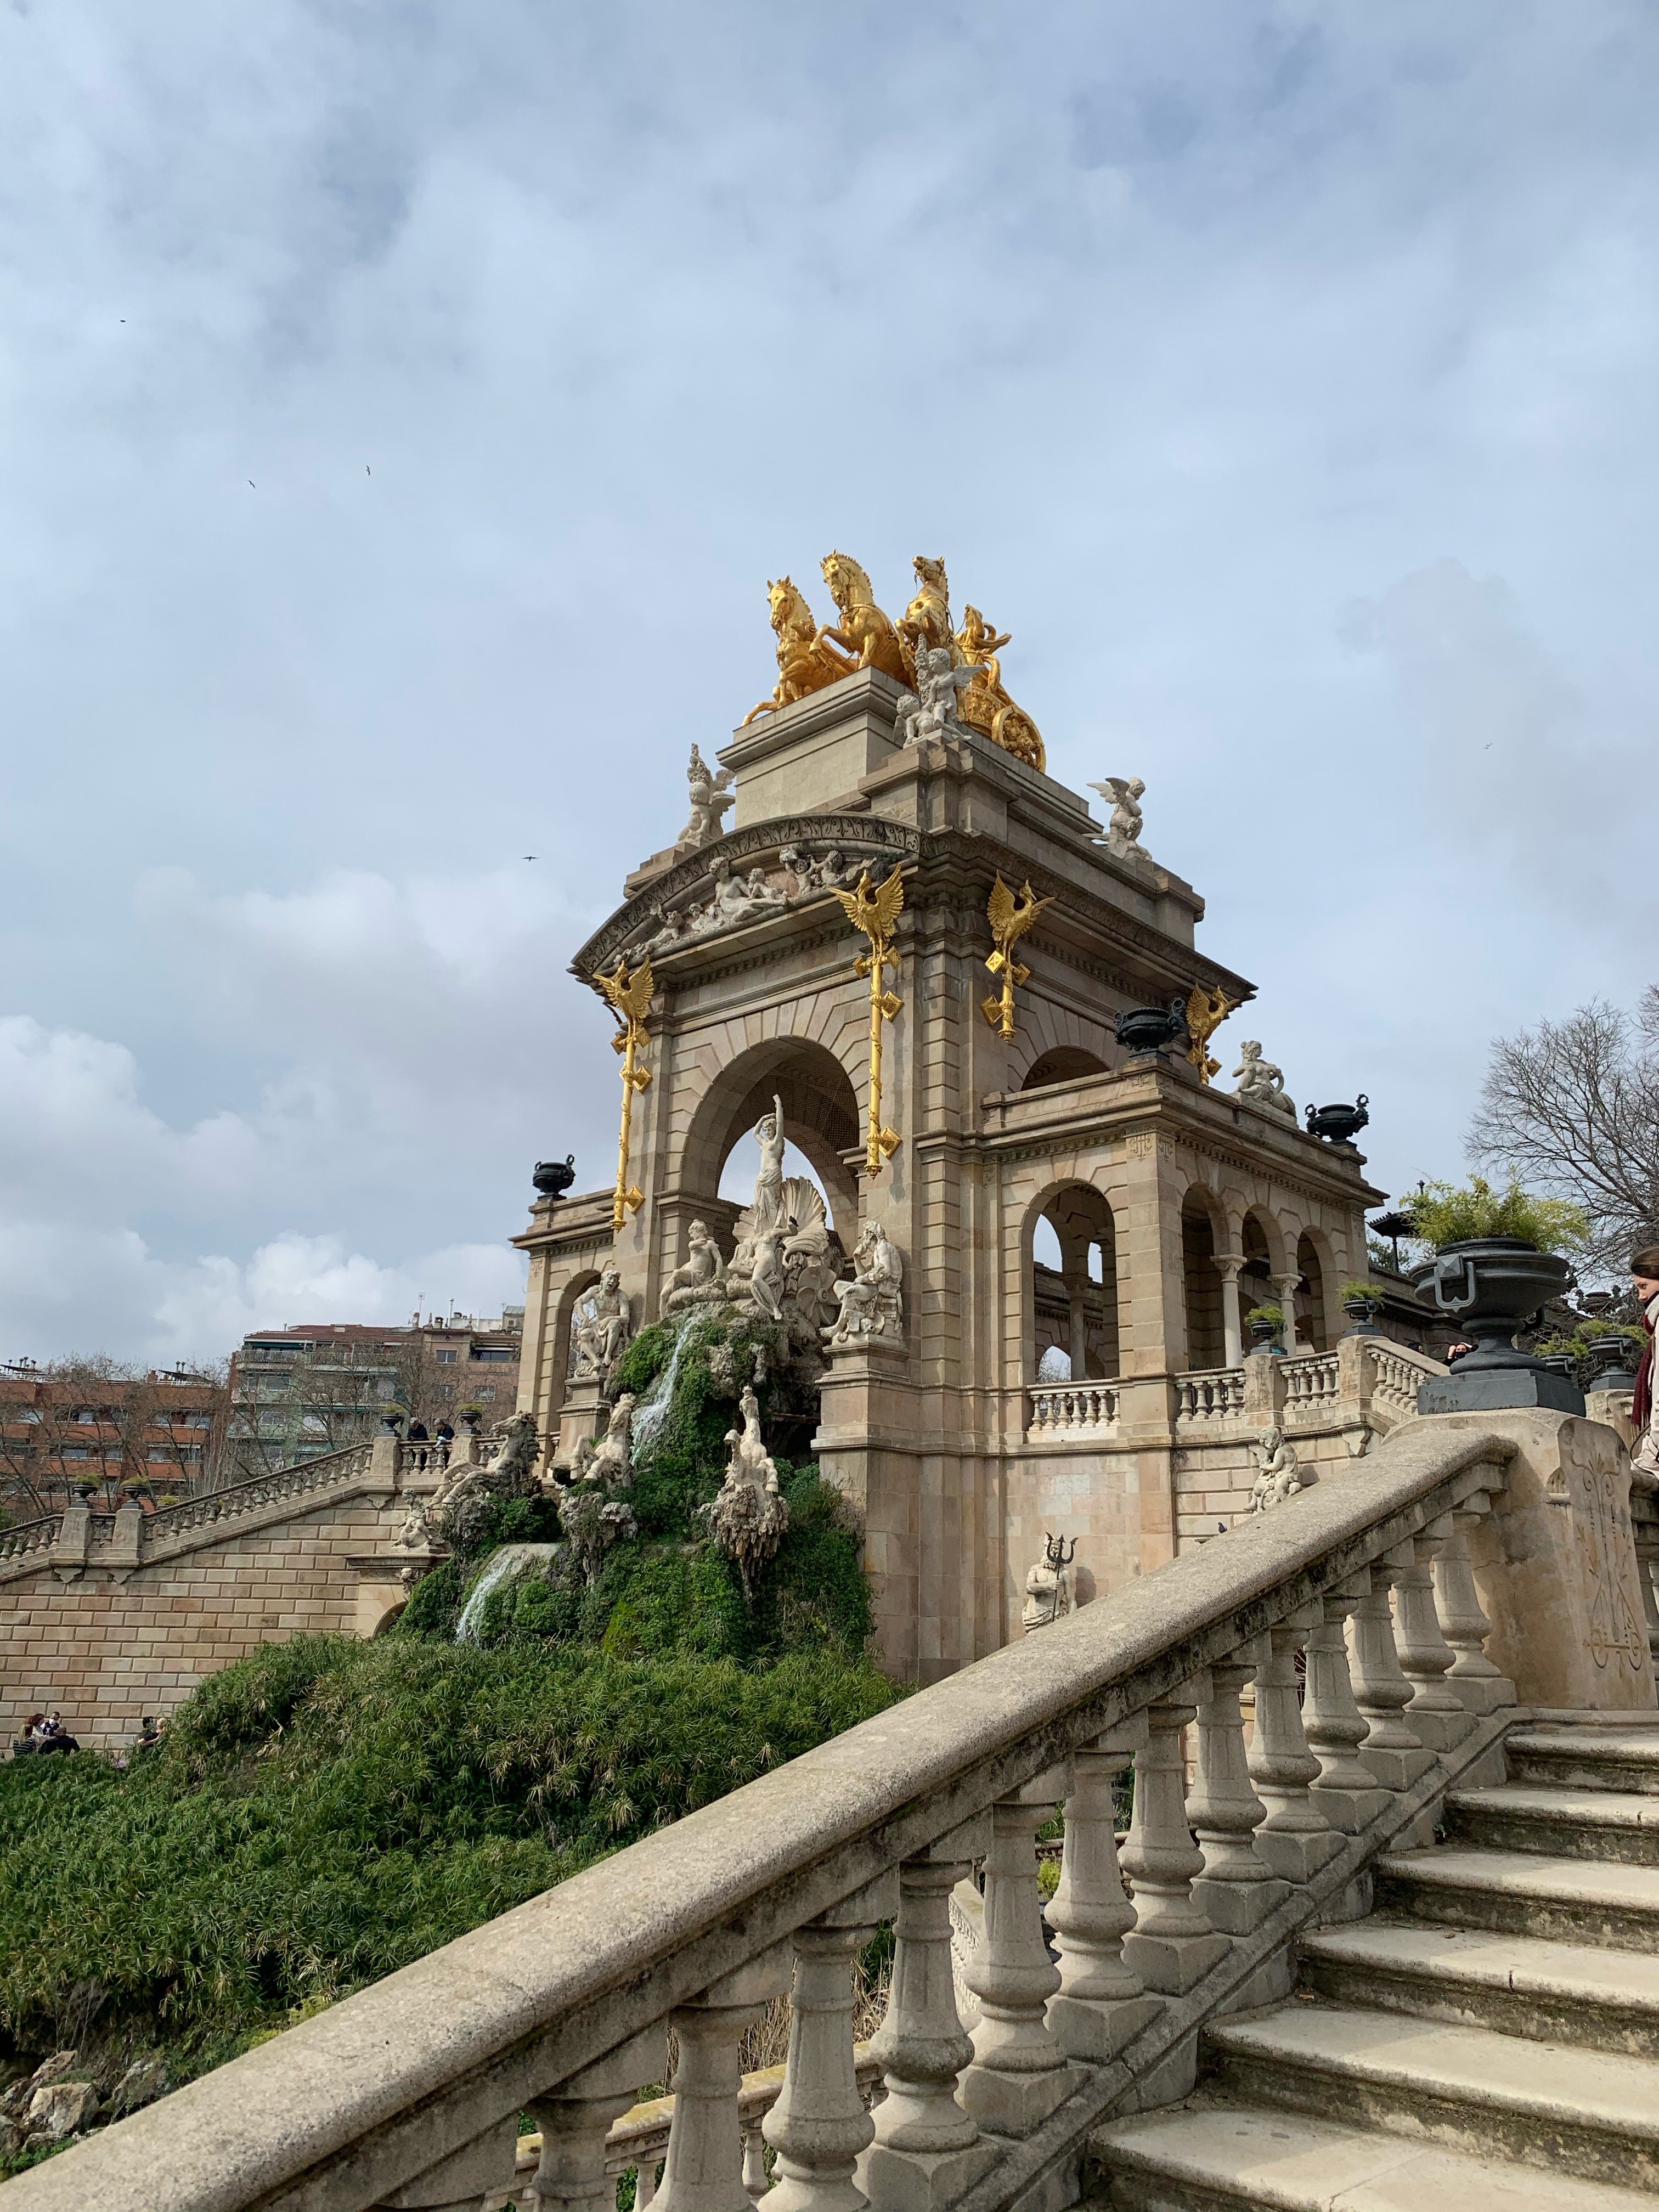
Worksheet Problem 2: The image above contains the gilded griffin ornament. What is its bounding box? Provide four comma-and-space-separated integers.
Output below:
981, 874, 1053, 1041
596, 955, 655, 1229
1183, 981, 1240, 1086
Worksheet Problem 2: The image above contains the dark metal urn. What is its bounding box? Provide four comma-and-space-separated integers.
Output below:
1588, 1336, 1641, 1394
533, 1154, 576, 1200
1306, 1096, 1370, 1143
1115, 1000, 1189, 1061
1409, 1237, 1583, 1414
1341, 1293, 1382, 1336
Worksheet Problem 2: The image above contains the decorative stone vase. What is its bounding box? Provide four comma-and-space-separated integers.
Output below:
72, 1479, 99, 1502
1341, 1294, 1381, 1336
379, 1410, 405, 1435
1409, 1237, 1583, 1414
1588, 1337, 1641, 1393
1306, 1097, 1369, 1143
533, 1154, 577, 1200
1114, 1001, 1188, 1060
1248, 1317, 1282, 1351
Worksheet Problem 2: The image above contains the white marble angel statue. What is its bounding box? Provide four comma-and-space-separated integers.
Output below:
676, 743, 735, 851
896, 644, 978, 748
1089, 776, 1147, 859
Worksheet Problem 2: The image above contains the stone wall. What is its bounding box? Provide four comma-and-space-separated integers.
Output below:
0, 1452, 414, 1752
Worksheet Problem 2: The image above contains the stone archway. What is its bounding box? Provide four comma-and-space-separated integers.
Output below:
1295, 1229, 1334, 1354
676, 1038, 863, 1239
1181, 1185, 1227, 1372
1024, 1181, 1120, 1383
1020, 1047, 1109, 1092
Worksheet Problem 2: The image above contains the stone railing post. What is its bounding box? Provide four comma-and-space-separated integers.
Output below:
1047, 1716, 1160, 2064
659, 1948, 793, 2212
1188, 1656, 1288, 1936
528, 2027, 667, 2212
1435, 1492, 1516, 1714
1247, 1613, 1342, 1884
765, 1872, 899, 2212
862, 1820, 996, 2212
960, 1765, 1076, 2139
1121, 1691, 1230, 1994
107, 1500, 145, 1580
370, 2119, 520, 2211
1216, 1256, 1245, 1369
1273, 1274, 1302, 1357
369, 1426, 402, 1494
49, 1503, 91, 1581
1348, 1545, 1436, 1792
1392, 1519, 1472, 1752
1242, 1348, 1286, 1429
1302, 1589, 1387, 1834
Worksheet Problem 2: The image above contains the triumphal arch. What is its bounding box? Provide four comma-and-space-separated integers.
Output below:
516, 555, 1389, 1681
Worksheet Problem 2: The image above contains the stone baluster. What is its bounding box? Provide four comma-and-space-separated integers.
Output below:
659, 1948, 794, 2212
1121, 1690, 1231, 1994
740, 2122, 768, 2206
371, 2119, 520, 2212
1301, 1588, 1387, 1834
1188, 1655, 1289, 1936
1247, 1613, 1342, 1883
1216, 1256, 1245, 1369
528, 2027, 667, 2212
861, 1816, 996, 2211
1392, 1519, 1472, 1752
764, 1872, 899, 2212
1047, 1717, 1160, 2063
639, 2153, 663, 2209
960, 1764, 1076, 2138
1348, 1544, 1436, 1791
1434, 1492, 1517, 1713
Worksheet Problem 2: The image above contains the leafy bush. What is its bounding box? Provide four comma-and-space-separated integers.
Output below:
1407, 1177, 1588, 1255
1245, 1304, 1284, 1329
1338, 1280, 1376, 1305
0, 1637, 899, 2074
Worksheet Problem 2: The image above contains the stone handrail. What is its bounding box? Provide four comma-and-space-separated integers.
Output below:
1026, 1381, 1120, 1438
143, 1444, 377, 1542
4, 1418, 1528, 2212
1280, 1350, 1341, 1407
1173, 1367, 1245, 1421
0, 1514, 60, 1567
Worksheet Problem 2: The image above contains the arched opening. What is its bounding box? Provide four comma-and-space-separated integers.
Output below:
552, 1267, 603, 1410
1295, 1231, 1330, 1353
1239, 1208, 1277, 1328
677, 1039, 863, 1240
1029, 1184, 1119, 1383
1181, 1189, 1226, 1371
1021, 1046, 1109, 1092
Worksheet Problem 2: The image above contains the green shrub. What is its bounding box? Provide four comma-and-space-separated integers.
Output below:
1245, 1304, 1284, 1329
1337, 1280, 1376, 1305
1407, 1177, 1588, 1255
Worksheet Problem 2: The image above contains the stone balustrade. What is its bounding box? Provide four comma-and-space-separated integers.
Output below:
1173, 1368, 1246, 1423
1025, 1383, 1120, 1440
4, 1416, 1575, 2212
1279, 1351, 1341, 1410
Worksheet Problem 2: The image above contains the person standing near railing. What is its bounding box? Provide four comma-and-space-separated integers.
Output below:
1632, 1245, 1659, 1475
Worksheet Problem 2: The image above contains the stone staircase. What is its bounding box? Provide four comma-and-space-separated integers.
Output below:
1095, 1724, 1659, 2208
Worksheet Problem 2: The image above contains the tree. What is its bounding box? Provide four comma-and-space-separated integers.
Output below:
1468, 988, 1659, 1275
0, 1357, 230, 1520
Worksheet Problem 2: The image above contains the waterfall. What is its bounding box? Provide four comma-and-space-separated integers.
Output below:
630, 1309, 704, 1464
453, 1542, 563, 1644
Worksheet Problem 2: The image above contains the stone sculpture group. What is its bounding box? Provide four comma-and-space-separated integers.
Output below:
701, 1384, 790, 1600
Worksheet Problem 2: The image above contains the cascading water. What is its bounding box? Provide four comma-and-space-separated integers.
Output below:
628, 1308, 708, 1463
453, 1543, 565, 1644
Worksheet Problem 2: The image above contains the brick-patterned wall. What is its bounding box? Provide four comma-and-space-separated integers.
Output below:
0, 1491, 405, 1752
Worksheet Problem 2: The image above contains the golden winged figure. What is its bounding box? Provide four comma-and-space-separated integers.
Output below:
982, 875, 1053, 1041
833, 866, 905, 1173
595, 956, 655, 1228
1183, 981, 1240, 1085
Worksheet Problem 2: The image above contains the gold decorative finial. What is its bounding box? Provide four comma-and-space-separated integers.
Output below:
596, 955, 654, 1229
832, 865, 905, 1173
981, 876, 1053, 1041
1184, 982, 1240, 1085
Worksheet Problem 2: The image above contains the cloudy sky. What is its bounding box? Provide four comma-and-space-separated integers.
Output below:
3, 2, 1655, 1362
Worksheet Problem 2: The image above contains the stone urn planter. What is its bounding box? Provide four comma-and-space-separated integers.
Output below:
1341, 1293, 1382, 1336
1114, 1001, 1188, 1062
1409, 1235, 1582, 1413
379, 1409, 405, 1435
1588, 1336, 1641, 1394
1248, 1316, 1283, 1353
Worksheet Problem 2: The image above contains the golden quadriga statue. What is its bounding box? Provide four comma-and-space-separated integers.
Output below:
743, 552, 1046, 772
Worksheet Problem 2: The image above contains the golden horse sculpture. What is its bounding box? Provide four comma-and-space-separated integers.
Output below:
742, 577, 848, 725
816, 552, 911, 685
900, 554, 955, 657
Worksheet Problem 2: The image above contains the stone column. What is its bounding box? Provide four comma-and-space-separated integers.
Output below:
1121, 1690, 1231, 1993
961, 1766, 1076, 2138
528, 2027, 667, 2212
1273, 1275, 1302, 1357
1047, 1717, 1161, 2063
1348, 1545, 1436, 1792
1302, 1590, 1387, 1834
659, 1948, 793, 2212
1393, 1519, 1473, 1752
1188, 1656, 1288, 1936
1216, 1257, 1245, 1370
765, 1874, 899, 2212
1248, 1614, 1342, 1884
861, 1820, 996, 2212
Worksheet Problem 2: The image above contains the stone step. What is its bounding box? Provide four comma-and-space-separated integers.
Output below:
1299, 1917, 1659, 2057
1093, 2098, 1659, 2211
1444, 1785, 1659, 1865
1203, 2002, 1659, 2193
1505, 1730, 1659, 1797
1374, 1846, 1659, 1953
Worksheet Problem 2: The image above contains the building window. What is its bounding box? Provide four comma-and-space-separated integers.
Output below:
437, 1384, 454, 1400
436, 1348, 458, 1365
74, 1407, 98, 1426
475, 1386, 496, 1402
471, 1347, 513, 1364
63, 1445, 91, 1461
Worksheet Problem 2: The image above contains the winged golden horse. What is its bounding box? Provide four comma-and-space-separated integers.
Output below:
982, 875, 1053, 1041
833, 866, 905, 1173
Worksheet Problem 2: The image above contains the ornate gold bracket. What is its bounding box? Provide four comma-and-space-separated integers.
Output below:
1184, 983, 1240, 1085
833, 866, 904, 1173
981, 874, 1053, 1042
596, 955, 654, 1231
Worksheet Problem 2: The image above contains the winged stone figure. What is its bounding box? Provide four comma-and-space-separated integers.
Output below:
1089, 776, 1147, 859
675, 744, 735, 851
